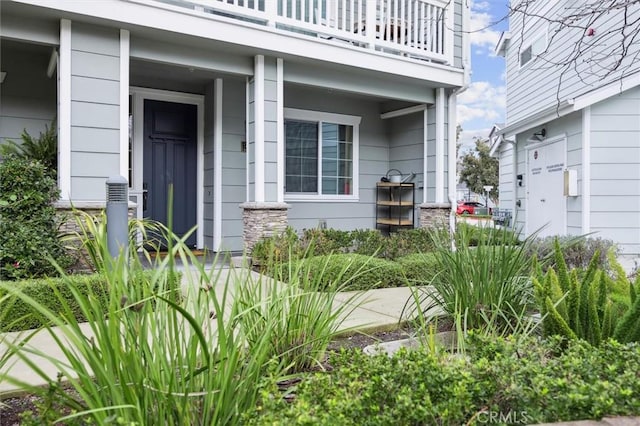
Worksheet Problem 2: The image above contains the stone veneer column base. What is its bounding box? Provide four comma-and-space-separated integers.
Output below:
55, 201, 137, 273
419, 203, 452, 229
240, 202, 291, 253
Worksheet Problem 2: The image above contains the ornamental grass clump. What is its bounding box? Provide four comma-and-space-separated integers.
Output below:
1, 204, 356, 424
408, 224, 541, 337
236, 249, 365, 373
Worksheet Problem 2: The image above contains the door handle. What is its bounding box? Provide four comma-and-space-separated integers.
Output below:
143, 183, 149, 211
540, 198, 546, 202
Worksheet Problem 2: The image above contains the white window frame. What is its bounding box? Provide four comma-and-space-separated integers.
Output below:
283, 108, 361, 202
519, 30, 547, 69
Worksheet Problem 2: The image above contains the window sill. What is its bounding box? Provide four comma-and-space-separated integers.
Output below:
285, 195, 360, 203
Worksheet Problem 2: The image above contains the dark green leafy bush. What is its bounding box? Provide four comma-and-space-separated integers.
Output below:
250, 336, 640, 425
396, 252, 440, 286
0, 271, 178, 332
0, 156, 72, 280
287, 254, 407, 291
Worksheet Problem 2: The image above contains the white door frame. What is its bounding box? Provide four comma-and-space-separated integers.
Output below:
525, 134, 567, 237
130, 86, 205, 249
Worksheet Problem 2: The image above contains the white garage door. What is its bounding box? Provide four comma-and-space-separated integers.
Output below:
527, 138, 566, 238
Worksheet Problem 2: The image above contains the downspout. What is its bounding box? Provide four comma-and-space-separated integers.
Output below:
447, 0, 471, 249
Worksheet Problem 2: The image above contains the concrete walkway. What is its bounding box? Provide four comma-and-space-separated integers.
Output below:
0, 264, 418, 398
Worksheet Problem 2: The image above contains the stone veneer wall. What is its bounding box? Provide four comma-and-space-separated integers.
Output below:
419, 203, 452, 229
55, 202, 137, 273
240, 202, 290, 253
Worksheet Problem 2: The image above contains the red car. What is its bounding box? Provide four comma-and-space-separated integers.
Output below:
456, 201, 485, 215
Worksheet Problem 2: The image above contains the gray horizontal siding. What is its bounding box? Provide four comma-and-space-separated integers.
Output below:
220, 78, 247, 252
589, 87, 640, 254
504, 2, 640, 125
497, 142, 514, 211
70, 23, 121, 201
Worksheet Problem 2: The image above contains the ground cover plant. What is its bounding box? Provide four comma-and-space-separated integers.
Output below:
248, 335, 640, 425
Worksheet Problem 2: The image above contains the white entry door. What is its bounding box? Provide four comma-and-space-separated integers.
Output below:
527, 138, 566, 237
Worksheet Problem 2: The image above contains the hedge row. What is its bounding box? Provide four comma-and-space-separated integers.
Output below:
249, 335, 640, 425
0, 271, 177, 332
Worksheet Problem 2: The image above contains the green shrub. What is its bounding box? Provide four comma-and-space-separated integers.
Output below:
251, 227, 301, 268
455, 222, 520, 247
527, 235, 618, 271
396, 252, 440, 286
288, 254, 407, 291
534, 239, 640, 345
250, 336, 640, 425
0, 156, 72, 280
0, 121, 57, 172
383, 228, 435, 259
0, 270, 174, 332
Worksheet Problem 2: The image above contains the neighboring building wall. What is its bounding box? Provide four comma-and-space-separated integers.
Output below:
284, 85, 389, 231
0, 41, 56, 150
589, 87, 640, 254
497, 141, 515, 213
504, 2, 640, 125
69, 23, 122, 200
220, 78, 247, 252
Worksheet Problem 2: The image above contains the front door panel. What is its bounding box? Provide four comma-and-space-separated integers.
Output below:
527, 140, 565, 238
143, 99, 197, 247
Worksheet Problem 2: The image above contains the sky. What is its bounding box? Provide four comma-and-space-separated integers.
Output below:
456, 0, 510, 154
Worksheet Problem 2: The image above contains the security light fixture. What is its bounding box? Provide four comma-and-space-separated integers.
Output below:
527, 128, 547, 143
0, 72, 6, 84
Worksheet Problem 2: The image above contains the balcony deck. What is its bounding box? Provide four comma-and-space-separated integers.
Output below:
138, 0, 454, 64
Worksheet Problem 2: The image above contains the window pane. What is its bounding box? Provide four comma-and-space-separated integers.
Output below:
338, 177, 352, 195
285, 120, 318, 193
322, 177, 337, 194
301, 176, 318, 192
520, 46, 532, 66
321, 122, 354, 195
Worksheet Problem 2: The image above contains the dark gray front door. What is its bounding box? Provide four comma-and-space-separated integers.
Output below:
143, 99, 197, 247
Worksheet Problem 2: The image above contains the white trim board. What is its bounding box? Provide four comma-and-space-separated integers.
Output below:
119, 29, 130, 180
58, 19, 71, 200
214, 78, 223, 251
129, 86, 206, 249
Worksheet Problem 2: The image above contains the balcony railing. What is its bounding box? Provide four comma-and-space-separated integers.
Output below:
143, 0, 453, 63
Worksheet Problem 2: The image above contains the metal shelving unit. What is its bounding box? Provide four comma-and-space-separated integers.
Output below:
375, 182, 415, 232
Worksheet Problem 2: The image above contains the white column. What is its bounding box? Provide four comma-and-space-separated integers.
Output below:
447, 91, 457, 202
119, 29, 130, 180
582, 106, 591, 234
276, 58, 284, 203
214, 78, 223, 251
58, 19, 72, 200
254, 55, 265, 203
435, 87, 445, 203
422, 108, 429, 204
